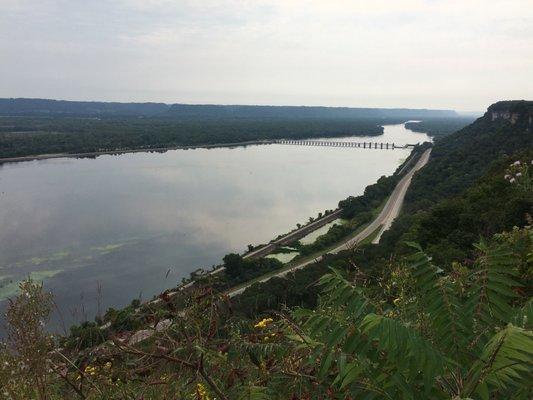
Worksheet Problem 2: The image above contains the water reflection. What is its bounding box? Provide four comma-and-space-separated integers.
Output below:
0, 123, 430, 330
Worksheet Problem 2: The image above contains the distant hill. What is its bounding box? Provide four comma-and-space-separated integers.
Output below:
0, 98, 458, 119
164, 103, 458, 120
0, 98, 169, 117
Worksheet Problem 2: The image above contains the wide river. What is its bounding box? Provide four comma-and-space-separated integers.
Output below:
0, 123, 430, 331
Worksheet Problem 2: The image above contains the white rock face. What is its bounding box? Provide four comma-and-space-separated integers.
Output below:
491, 111, 511, 121
491, 110, 528, 125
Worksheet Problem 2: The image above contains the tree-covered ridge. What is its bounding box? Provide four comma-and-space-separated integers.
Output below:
0, 98, 169, 117
381, 152, 533, 266
404, 103, 532, 213
165, 103, 458, 120
0, 98, 458, 119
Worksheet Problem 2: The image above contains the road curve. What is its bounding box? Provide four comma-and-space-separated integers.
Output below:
228, 148, 432, 297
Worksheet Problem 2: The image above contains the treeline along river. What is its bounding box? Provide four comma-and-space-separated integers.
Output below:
0, 123, 430, 331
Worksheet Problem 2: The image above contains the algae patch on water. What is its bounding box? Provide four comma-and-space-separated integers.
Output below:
50, 250, 70, 260
24, 250, 70, 266
92, 243, 125, 254
0, 269, 62, 300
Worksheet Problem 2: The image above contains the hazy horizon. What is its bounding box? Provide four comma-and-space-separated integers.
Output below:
1, 96, 484, 113
1, 1, 532, 112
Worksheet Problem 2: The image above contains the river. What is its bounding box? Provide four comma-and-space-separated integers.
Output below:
0, 122, 430, 331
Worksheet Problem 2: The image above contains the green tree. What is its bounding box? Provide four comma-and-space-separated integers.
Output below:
223, 253, 246, 279
1, 279, 54, 399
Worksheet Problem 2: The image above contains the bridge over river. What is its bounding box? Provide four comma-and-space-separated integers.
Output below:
275, 139, 417, 149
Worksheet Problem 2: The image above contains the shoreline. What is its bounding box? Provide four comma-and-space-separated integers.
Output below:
0, 139, 277, 165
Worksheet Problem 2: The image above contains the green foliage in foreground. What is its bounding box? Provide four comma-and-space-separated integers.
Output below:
1, 226, 531, 399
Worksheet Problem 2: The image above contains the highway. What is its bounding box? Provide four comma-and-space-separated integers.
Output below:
227, 148, 431, 297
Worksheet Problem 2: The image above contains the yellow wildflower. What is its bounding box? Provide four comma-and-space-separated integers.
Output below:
259, 361, 266, 372
84, 365, 97, 376
195, 383, 210, 400
254, 317, 273, 329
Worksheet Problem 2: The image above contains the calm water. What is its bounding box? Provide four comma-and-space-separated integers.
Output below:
0, 123, 430, 330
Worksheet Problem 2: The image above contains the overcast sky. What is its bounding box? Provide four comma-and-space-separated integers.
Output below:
1, 0, 531, 111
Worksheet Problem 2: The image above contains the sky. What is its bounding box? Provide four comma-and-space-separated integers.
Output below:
1, 0, 532, 111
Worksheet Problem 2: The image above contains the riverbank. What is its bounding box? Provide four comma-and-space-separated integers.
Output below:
0, 139, 276, 165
